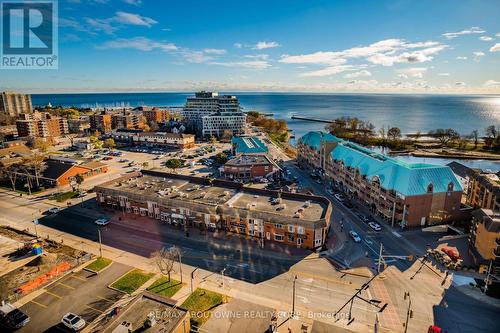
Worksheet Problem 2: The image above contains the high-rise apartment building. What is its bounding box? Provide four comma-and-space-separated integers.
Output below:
16, 112, 68, 138
89, 113, 112, 133
0, 92, 33, 117
182, 91, 246, 138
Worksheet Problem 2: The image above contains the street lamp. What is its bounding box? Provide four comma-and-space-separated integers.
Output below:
292, 275, 297, 319
403, 291, 413, 333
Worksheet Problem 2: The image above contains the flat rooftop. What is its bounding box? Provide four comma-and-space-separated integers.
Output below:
104, 292, 188, 333
96, 170, 330, 223
225, 154, 275, 166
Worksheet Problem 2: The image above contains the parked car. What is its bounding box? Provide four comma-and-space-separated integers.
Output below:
61, 313, 85, 331
94, 218, 110, 226
357, 213, 370, 223
368, 222, 382, 231
77, 191, 87, 198
349, 230, 362, 243
47, 207, 60, 214
0, 302, 30, 330
334, 193, 345, 202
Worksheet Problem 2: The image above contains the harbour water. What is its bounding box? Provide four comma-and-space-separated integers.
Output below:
32, 92, 500, 170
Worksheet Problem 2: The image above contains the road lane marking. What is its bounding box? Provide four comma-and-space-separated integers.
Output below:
86, 304, 104, 313
70, 275, 87, 282
57, 282, 75, 290
30, 300, 48, 308
96, 295, 115, 303
392, 231, 402, 238
45, 290, 62, 299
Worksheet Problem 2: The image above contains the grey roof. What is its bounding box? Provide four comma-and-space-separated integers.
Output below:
42, 160, 74, 180
446, 161, 475, 178
472, 209, 500, 233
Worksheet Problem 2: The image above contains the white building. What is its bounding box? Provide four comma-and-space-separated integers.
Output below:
182, 91, 246, 138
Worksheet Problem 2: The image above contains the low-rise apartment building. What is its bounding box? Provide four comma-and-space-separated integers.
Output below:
16, 113, 68, 139
142, 108, 172, 123
298, 131, 465, 227
466, 170, 500, 213
89, 113, 112, 133
111, 113, 144, 130
469, 209, 500, 275
95, 170, 332, 249
222, 154, 280, 181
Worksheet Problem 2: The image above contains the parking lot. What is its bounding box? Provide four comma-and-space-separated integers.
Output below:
18, 262, 130, 332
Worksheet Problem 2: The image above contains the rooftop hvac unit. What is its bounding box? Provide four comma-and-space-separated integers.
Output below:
304, 200, 311, 208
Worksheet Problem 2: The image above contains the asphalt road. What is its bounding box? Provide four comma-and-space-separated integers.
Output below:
17, 262, 130, 333
39, 207, 308, 283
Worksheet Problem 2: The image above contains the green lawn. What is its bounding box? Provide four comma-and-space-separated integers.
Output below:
110, 269, 155, 294
49, 191, 79, 202
85, 257, 112, 272
146, 276, 183, 298
181, 288, 224, 329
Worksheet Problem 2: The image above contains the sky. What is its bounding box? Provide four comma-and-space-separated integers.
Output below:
2, 0, 500, 94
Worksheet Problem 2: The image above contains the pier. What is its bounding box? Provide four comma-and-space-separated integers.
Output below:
291, 116, 333, 123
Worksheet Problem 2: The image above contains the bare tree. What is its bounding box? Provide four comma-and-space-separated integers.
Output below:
470, 130, 479, 149
0, 162, 19, 192
387, 127, 402, 142
153, 246, 180, 282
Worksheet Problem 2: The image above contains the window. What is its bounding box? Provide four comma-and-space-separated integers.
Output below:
274, 234, 284, 241
287, 225, 295, 233
297, 226, 305, 235
275, 223, 283, 229
427, 183, 434, 193
288, 234, 295, 242
447, 182, 454, 192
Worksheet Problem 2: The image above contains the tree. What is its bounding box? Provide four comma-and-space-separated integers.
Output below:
213, 152, 228, 165
27, 137, 51, 153
0, 162, 19, 192
24, 153, 45, 189
58, 108, 79, 119
103, 138, 116, 149
75, 173, 84, 191
142, 161, 149, 169
470, 130, 479, 149
89, 136, 104, 149
387, 127, 402, 142
164, 158, 184, 173
148, 121, 159, 132
378, 127, 387, 144
485, 125, 498, 139
153, 246, 180, 282
429, 128, 460, 146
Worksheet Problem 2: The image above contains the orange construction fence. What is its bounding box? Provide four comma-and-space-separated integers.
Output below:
16, 262, 71, 294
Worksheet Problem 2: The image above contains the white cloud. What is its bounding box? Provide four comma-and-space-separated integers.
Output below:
484, 80, 500, 87
396, 67, 427, 79
438, 73, 450, 76
343, 70, 371, 79
473, 51, 485, 61
99, 37, 177, 51
210, 60, 271, 70
253, 41, 280, 50
299, 65, 359, 77
234, 43, 243, 49
490, 43, 500, 52
455, 81, 466, 86
442, 27, 485, 39
496, 33, 500, 37
479, 36, 493, 41
203, 48, 226, 55
122, 0, 142, 5
456, 56, 468, 60
114, 11, 157, 27
244, 54, 269, 60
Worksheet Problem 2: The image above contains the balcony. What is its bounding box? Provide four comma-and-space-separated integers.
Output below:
494, 248, 500, 258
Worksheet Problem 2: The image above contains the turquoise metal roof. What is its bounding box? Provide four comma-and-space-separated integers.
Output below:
298, 131, 343, 150
330, 141, 463, 196
232, 136, 269, 154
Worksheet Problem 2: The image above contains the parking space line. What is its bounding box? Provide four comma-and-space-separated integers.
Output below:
58, 282, 75, 290
70, 275, 87, 282
96, 295, 115, 303
45, 290, 62, 299
30, 300, 48, 308
86, 304, 104, 313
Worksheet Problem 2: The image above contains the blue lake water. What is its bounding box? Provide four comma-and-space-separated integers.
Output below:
32, 92, 500, 170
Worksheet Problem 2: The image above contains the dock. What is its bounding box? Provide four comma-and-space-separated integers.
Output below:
291, 116, 334, 123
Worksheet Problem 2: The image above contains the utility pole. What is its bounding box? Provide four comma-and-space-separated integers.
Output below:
377, 243, 384, 273
292, 275, 297, 318
403, 291, 413, 333
484, 260, 493, 294
178, 249, 183, 284
98, 228, 103, 257
221, 268, 226, 289
391, 201, 396, 228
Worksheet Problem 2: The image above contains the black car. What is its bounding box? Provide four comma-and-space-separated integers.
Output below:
0, 308, 30, 330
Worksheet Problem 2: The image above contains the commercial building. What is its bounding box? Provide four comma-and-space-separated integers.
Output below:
466, 170, 500, 213
89, 113, 112, 133
223, 154, 280, 181
182, 91, 246, 138
0, 92, 33, 117
109, 131, 195, 149
298, 131, 465, 227
469, 209, 500, 275
41, 159, 108, 187
16, 113, 68, 139
231, 136, 269, 155
95, 170, 332, 249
